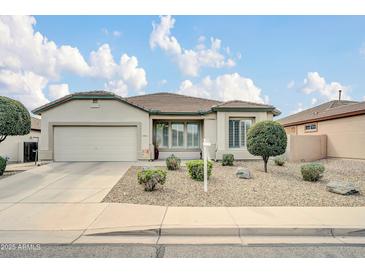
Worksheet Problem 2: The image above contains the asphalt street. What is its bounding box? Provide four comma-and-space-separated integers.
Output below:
1, 243, 365, 258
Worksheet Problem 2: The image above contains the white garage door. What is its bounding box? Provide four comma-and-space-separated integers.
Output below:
54, 126, 137, 161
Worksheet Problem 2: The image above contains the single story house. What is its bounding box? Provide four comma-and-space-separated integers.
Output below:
0, 117, 41, 163
32, 91, 280, 162
278, 99, 365, 160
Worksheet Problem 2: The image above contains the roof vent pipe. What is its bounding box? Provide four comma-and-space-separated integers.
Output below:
338, 90, 342, 101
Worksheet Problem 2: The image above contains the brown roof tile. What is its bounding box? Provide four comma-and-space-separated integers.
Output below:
278, 100, 364, 126
127, 92, 221, 113
32, 91, 280, 115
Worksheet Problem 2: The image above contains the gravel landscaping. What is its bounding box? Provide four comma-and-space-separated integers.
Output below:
103, 158, 365, 207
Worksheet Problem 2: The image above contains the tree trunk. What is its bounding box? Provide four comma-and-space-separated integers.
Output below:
263, 156, 269, 173
0, 135, 7, 143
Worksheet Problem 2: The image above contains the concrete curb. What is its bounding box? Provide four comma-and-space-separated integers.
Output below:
84, 226, 365, 238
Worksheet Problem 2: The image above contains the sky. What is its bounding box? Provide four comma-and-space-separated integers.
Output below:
1, 15, 365, 117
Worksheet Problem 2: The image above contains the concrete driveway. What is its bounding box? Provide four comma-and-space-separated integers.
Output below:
0, 162, 131, 203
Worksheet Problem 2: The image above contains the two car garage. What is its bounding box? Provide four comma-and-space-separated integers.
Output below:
53, 126, 138, 162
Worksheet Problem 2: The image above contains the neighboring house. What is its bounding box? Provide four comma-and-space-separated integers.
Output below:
32, 91, 280, 162
278, 99, 365, 160
0, 117, 41, 163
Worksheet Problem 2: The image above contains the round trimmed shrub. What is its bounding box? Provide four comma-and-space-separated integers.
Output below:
186, 160, 213, 181
274, 155, 286, 166
0, 156, 7, 176
301, 163, 325, 182
222, 154, 234, 166
0, 96, 31, 143
247, 121, 287, 172
137, 169, 167, 191
166, 154, 181, 170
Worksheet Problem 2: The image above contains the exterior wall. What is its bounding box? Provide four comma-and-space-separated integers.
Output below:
159, 151, 200, 160
0, 130, 41, 163
39, 99, 150, 161
286, 134, 327, 162
216, 111, 273, 160
285, 114, 365, 159
149, 113, 216, 160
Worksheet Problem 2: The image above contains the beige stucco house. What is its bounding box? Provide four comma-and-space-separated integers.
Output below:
0, 117, 41, 163
278, 99, 365, 160
32, 91, 280, 162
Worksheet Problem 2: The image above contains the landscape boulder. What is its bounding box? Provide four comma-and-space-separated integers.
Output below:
326, 181, 360, 195
236, 167, 251, 179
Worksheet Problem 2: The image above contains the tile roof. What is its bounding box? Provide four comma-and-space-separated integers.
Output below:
278, 100, 364, 126
32, 91, 280, 115
127, 92, 221, 113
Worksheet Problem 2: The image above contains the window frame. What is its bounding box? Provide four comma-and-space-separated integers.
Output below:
229, 118, 252, 149
186, 122, 200, 148
304, 123, 318, 133
155, 122, 169, 148
171, 122, 185, 148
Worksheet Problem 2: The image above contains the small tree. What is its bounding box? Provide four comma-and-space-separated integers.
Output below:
247, 121, 287, 173
0, 96, 31, 143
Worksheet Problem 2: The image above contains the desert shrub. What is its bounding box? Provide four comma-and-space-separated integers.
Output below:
274, 155, 286, 166
186, 160, 213, 181
166, 154, 181, 170
247, 121, 287, 172
0, 156, 6, 176
222, 154, 234, 166
301, 163, 325, 182
137, 169, 167, 191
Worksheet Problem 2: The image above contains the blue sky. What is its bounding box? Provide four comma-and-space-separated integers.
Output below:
1, 15, 365, 117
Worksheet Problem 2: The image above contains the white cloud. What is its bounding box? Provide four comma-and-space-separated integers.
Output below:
0, 69, 48, 109
287, 80, 295, 89
48, 83, 70, 101
158, 79, 167, 86
112, 31, 122, 37
302, 72, 350, 100
150, 15, 235, 77
0, 15, 148, 109
0, 16, 89, 79
104, 80, 128, 97
311, 97, 318, 105
291, 102, 304, 114
177, 73, 265, 103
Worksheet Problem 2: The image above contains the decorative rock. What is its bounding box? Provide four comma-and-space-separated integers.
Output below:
326, 181, 360, 195
236, 167, 251, 179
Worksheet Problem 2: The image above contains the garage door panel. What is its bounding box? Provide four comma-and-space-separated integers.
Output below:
54, 126, 137, 161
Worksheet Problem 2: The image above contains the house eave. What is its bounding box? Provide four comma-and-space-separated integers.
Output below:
281, 109, 365, 127
32, 94, 149, 115
212, 107, 280, 116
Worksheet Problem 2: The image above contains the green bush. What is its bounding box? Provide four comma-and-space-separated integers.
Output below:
247, 121, 287, 172
301, 163, 325, 182
222, 154, 234, 166
0, 96, 31, 143
0, 156, 6, 176
166, 154, 181, 170
137, 169, 167, 191
274, 155, 286, 166
186, 160, 213, 181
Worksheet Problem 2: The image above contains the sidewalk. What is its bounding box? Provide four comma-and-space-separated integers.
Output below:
0, 203, 364, 245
